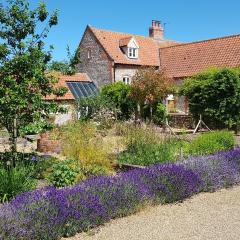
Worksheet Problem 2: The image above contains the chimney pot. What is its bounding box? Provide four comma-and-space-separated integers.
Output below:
149, 20, 164, 41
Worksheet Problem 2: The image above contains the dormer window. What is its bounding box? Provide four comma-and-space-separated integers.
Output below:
128, 48, 138, 59
119, 37, 139, 60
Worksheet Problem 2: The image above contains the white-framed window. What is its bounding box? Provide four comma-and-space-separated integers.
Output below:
128, 48, 138, 59
123, 76, 131, 85
87, 49, 91, 59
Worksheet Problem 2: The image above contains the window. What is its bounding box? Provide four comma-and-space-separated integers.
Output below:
87, 49, 91, 59
128, 48, 138, 59
123, 76, 131, 85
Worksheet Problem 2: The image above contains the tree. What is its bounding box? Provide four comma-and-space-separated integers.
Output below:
101, 82, 135, 120
0, 0, 66, 166
48, 60, 71, 74
48, 46, 80, 75
180, 68, 240, 132
131, 67, 173, 120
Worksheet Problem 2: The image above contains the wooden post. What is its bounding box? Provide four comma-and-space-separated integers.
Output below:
193, 114, 211, 134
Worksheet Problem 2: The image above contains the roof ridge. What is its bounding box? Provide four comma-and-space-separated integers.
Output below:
160, 33, 240, 50
89, 25, 175, 42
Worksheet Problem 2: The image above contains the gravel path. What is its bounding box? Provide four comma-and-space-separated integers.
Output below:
66, 186, 240, 240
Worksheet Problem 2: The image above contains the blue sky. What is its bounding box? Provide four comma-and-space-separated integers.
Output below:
15, 0, 240, 60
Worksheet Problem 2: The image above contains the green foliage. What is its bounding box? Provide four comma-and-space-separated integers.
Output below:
48, 159, 111, 188
153, 102, 167, 124
180, 68, 240, 130
0, 0, 66, 162
79, 164, 111, 178
116, 124, 181, 166
48, 61, 73, 75
20, 121, 54, 135
77, 95, 115, 129
49, 161, 78, 188
101, 82, 135, 120
58, 121, 113, 174
184, 131, 235, 156
0, 166, 37, 203
31, 156, 58, 179
118, 141, 180, 166
48, 46, 80, 75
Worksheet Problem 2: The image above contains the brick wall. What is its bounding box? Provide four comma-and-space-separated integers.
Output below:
37, 132, 61, 154
77, 28, 113, 87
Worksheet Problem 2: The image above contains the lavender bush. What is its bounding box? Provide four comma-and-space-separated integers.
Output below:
122, 164, 203, 203
180, 148, 240, 191
0, 164, 202, 239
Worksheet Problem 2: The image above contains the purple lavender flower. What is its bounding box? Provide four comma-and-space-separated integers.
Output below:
179, 148, 240, 191
1, 148, 240, 239
0, 163, 202, 239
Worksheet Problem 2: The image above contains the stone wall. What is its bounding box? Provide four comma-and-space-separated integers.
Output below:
77, 29, 113, 87
114, 64, 140, 83
169, 114, 195, 129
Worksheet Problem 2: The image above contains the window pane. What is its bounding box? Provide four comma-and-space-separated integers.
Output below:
132, 49, 136, 57
129, 48, 132, 57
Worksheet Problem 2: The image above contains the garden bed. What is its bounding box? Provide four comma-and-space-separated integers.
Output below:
1, 147, 240, 239
0, 120, 239, 240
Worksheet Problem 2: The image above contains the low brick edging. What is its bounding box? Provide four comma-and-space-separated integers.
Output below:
37, 132, 61, 154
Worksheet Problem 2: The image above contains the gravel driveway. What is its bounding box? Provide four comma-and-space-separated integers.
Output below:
66, 186, 240, 240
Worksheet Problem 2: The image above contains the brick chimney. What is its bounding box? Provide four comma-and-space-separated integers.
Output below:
149, 20, 164, 41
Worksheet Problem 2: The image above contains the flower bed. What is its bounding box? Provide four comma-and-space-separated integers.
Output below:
1, 148, 240, 240
0, 164, 202, 239
180, 148, 240, 191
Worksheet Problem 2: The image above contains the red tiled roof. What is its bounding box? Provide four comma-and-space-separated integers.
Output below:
160, 34, 240, 78
46, 73, 91, 100
89, 26, 179, 66
119, 37, 132, 47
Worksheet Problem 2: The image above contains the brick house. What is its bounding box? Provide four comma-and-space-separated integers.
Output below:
77, 21, 179, 88
76, 20, 240, 114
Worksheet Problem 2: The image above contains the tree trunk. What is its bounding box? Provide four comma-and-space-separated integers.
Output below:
234, 123, 239, 135
11, 116, 18, 167
150, 105, 153, 122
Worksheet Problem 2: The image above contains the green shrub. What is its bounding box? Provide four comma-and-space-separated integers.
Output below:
115, 123, 182, 166
79, 164, 111, 177
184, 130, 235, 156
101, 82, 135, 120
49, 161, 79, 188
180, 68, 240, 131
48, 159, 111, 188
118, 140, 181, 166
20, 121, 53, 135
0, 166, 37, 203
32, 156, 58, 179
153, 102, 167, 125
